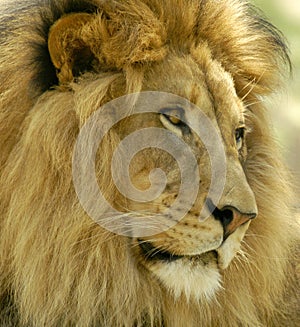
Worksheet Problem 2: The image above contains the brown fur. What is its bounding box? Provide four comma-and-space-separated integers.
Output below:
0, 0, 299, 326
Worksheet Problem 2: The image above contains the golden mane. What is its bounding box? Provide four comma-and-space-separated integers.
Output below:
0, 0, 299, 326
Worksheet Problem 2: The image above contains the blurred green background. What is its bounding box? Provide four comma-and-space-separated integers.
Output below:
254, 0, 300, 197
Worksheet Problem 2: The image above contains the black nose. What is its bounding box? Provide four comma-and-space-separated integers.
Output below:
206, 199, 257, 238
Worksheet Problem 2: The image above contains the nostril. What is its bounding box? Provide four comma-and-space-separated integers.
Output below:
219, 209, 234, 229
211, 206, 234, 230
206, 198, 255, 236
208, 200, 256, 237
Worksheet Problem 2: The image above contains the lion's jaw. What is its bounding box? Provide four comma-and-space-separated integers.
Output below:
135, 221, 250, 301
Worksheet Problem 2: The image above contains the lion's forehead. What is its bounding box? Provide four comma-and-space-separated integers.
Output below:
142, 54, 244, 134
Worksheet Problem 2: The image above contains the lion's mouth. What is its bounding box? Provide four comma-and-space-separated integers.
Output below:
138, 240, 218, 263
138, 240, 183, 262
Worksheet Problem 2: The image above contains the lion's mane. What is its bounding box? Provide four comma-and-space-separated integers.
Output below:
0, 0, 299, 326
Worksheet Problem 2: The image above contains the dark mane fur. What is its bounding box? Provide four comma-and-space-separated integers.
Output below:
0, 0, 290, 97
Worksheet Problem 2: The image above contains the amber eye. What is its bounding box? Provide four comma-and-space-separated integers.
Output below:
159, 107, 189, 136
235, 127, 245, 151
165, 114, 181, 125
161, 107, 184, 125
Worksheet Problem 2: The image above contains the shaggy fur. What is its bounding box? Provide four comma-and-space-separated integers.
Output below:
0, 0, 299, 326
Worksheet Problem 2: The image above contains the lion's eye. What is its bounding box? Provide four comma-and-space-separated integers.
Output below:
164, 114, 181, 125
159, 107, 189, 136
161, 107, 184, 125
235, 127, 245, 151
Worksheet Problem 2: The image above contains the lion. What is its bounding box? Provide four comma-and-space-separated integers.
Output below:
0, 0, 299, 326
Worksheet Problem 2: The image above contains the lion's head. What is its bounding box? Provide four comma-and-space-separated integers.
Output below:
0, 1, 299, 326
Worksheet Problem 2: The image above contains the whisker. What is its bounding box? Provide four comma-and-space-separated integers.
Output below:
240, 71, 266, 102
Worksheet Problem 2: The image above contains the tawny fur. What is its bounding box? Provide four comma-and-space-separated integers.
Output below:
0, 0, 299, 326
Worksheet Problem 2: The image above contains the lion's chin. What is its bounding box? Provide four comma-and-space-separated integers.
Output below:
138, 242, 221, 301
138, 223, 251, 301
147, 251, 222, 302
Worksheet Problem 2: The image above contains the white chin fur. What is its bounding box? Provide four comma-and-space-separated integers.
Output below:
151, 257, 222, 302
146, 223, 251, 301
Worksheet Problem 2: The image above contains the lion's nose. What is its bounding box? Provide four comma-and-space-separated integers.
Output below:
212, 204, 257, 239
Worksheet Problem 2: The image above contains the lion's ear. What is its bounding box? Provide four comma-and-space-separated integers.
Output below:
48, 13, 95, 85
